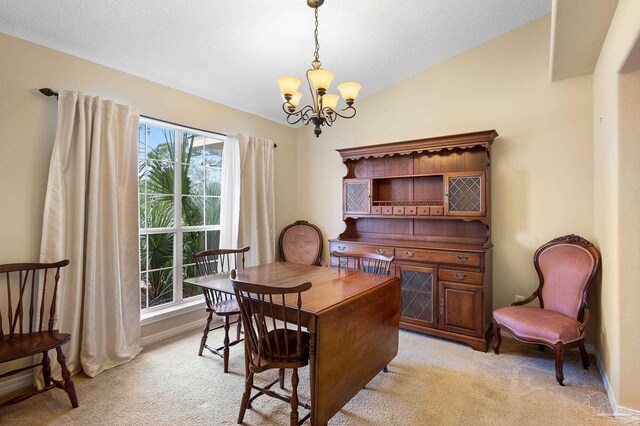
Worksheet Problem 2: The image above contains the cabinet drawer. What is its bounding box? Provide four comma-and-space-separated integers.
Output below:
371, 206, 382, 215
405, 206, 417, 215
382, 206, 393, 215
395, 248, 481, 267
417, 206, 430, 216
430, 206, 444, 215
393, 206, 405, 215
330, 242, 393, 257
439, 269, 483, 285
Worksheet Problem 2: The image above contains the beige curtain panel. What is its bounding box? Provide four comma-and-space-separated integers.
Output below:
220, 134, 276, 266
39, 90, 142, 383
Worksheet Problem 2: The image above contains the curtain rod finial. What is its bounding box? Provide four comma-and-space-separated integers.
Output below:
39, 88, 58, 98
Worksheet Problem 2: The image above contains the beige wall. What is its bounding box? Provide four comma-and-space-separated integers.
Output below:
593, 0, 640, 411
295, 15, 594, 314
0, 33, 297, 352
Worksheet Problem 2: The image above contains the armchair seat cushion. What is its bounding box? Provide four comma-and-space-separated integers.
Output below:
493, 306, 583, 344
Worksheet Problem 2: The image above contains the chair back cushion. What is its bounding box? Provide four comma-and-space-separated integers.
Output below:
537, 242, 596, 319
279, 221, 323, 266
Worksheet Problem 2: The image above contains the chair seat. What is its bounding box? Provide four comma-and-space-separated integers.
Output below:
207, 299, 241, 316
251, 329, 311, 371
493, 306, 583, 344
0, 331, 71, 363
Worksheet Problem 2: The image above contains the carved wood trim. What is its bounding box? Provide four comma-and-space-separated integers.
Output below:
336, 130, 498, 161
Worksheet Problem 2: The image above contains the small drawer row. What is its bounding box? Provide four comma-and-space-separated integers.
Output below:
371, 205, 444, 216
329, 242, 482, 268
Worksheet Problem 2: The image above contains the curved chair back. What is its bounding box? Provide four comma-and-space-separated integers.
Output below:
279, 220, 323, 266
194, 247, 250, 306
534, 235, 601, 321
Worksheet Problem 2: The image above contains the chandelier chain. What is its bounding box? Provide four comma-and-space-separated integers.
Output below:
314, 6, 320, 62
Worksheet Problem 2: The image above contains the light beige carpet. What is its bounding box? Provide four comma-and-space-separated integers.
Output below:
0, 328, 617, 425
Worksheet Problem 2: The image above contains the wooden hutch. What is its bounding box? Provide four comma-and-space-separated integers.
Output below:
329, 130, 497, 351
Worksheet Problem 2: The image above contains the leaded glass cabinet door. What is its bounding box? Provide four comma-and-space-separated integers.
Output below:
343, 179, 371, 215
396, 264, 437, 329
444, 172, 485, 216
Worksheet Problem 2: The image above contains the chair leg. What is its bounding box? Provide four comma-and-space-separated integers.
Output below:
290, 368, 300, 426
238, 371, 253, 424
42, 351, 52, 387
492, 323, 502, 355
199, 311, 213, 356
279, 368, 286, 389
383, 366, 389, 373
554, 342, 565, 386
579, 342, 590, 370
236, 316, 242, 341
223, 316, 231, 373
56, 347, 79, 408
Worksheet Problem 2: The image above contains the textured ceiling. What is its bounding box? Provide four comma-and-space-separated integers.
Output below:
0, 0, 551, 124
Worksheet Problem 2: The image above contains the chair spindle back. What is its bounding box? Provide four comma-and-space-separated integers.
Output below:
193, 247, 250, 306
0, 260, 69, 340
332, 251, 394, 275
231, 271, 311, 367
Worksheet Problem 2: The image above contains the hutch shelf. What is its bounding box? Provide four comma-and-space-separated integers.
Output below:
330, 130, 498, 351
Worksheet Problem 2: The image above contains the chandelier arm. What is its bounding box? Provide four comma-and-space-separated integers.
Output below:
324, 105, 357, 120
283, 104, 315, 125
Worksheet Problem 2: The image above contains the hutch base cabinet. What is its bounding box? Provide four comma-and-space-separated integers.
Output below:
331, 130, 498, 351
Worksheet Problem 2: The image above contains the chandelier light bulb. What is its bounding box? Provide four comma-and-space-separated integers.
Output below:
277, 76, 301, 97
308, 69, 335, 92
338, 82, 362, 104
322, 94, 339, 111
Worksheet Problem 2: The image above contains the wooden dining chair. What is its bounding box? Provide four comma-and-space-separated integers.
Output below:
0, 260, 78, 408
332, 251, 394, 275
231, 270, 312, 426
492, 235, 601, 385
193, 246, 249, 373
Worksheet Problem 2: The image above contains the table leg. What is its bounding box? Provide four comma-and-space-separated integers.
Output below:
309, 321, 317, 426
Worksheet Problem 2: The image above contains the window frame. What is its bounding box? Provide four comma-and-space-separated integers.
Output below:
138, 117, 225, 320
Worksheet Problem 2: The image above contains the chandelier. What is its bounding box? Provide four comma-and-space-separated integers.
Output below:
277, 0, 361, 137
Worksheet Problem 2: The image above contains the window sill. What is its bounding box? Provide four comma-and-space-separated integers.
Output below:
141, 297, 206, 326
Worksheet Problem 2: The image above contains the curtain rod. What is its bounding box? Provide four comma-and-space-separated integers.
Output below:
38, 88, 277, 147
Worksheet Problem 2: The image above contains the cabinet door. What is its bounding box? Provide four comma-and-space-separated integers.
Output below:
343, 179, 371, 215
438, 282, 482, 337
444, 172, 485, 216
396, 264, 437, 329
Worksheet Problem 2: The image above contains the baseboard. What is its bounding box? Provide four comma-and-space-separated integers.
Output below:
140, 317, 220, 347
591, 346, 640, 421
0, 373, 34, 398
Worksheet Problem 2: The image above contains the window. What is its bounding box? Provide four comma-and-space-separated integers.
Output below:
138, 118, 224, 312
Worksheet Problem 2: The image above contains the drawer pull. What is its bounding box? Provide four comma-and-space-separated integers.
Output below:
440, 298, 444, 315
456, 255, 469, 262
454, 273, 466, 280
376, 249, 386, 255
337, 245, 346, 251
404, 251, 415, 257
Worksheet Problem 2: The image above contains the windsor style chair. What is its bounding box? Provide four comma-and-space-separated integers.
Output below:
493, 235, 601, 385
193, 246, 249, 373
331, 251, 394, 275
231, 270, 312, 426
0, 260, 78, 408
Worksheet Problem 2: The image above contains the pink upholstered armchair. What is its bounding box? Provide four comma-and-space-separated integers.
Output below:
492, 234, 601, 385
278, 220, 324, 266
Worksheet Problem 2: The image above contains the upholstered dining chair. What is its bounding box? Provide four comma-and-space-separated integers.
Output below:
492, 234, 601, 385
0, 260, 78, 408
193, 246, 249, 373
279, 220, 323, 266
332, 251, 395, 275
231, 270, 312, 426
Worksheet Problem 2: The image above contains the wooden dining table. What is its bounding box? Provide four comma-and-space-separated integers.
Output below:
185, 262, 401, 426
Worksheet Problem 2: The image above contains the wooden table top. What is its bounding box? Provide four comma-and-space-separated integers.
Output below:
185, 262, 397, 316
